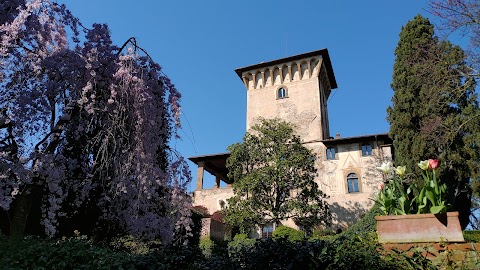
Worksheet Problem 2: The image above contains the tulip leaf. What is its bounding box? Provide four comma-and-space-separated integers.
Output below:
430, 205, 446, 214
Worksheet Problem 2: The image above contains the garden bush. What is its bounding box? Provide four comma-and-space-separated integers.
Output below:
272, 225, 304, 242
309, 228, 336, 241
199, 236, 215, 257
328, 232, 433, 270
463, 230, 480, 242
109, 235, 161, 255
0, 236, 215, 270
0, 232, 435, 270
334, 203, 383, 241
227, 233, 256, 266
0, 236, 136, 270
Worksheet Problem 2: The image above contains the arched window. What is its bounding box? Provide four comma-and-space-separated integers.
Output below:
347, 173, 360, 193
277, 87, 287, 99
361, 143, 372, 156
326, 146, 336, 160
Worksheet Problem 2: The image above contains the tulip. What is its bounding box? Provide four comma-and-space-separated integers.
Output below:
418, 160, 429, 171
395, 166, 406, 177
376, 162, 392, 174
428, 159, 439, 170
378, 183, 384, 190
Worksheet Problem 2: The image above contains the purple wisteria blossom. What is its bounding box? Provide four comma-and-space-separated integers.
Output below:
0, 0, 192, 244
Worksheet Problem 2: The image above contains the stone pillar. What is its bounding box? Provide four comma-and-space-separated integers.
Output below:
214, 174, 221, 188
196, 161, 205, 191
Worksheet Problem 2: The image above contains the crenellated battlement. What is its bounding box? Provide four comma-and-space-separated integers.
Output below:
239, 57, 322, 90
235, 49, 337, 93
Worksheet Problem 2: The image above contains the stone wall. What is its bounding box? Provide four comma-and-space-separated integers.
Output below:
193, 187, 233, 215
382, 243, 480, 269
200, 218, 227, 242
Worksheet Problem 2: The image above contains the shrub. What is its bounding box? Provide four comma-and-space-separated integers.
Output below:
227, 234, 256, 253
189, 208, 207, 247
109, 235, 160, 254
334, 203, 383, 241
199, 236, 215, 257
0, 236, 211, 270
0, 236, 135, 270
272, 226, 304, 242
227, 234, 256, 267
464, 230, 480, 243
228, 237, 333, 269
309, 228, 336, 241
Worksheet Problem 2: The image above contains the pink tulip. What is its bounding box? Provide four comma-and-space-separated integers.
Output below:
428, 159, 439, 169
378, 183, 384, 190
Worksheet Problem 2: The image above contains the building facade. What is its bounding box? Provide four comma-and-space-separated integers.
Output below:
190, 49, 392, 234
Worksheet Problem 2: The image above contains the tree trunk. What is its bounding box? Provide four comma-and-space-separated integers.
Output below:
8, 190, 33, 237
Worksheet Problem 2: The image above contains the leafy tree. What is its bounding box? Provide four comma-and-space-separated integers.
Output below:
0, 0, 192, 243
224, 118, 330, 233
387, 15, 480, 228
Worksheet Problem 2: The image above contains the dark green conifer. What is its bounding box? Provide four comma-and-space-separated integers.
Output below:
388, 15, 480, 228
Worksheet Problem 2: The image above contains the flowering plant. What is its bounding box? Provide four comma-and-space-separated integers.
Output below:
376, 159, 448, 215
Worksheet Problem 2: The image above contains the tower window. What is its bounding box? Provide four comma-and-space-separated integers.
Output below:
347, 173, 360, 193
326, 147, 337, 160
277, 87, 287, 99
361, 143, 372, 156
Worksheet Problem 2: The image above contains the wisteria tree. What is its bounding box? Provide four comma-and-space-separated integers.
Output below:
0, 0, 192, 243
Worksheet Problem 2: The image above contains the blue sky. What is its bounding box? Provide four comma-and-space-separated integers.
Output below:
57, 1, 433, 190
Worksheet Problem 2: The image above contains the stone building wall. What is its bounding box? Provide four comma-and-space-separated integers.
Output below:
193, 187, 233, 214
200, 218, 227, 242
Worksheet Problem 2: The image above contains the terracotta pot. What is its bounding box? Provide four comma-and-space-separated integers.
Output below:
375, 211, 465, 243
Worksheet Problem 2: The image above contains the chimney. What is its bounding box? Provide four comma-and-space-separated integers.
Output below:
335, 133, 341, 139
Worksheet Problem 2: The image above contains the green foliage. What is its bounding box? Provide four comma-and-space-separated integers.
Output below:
224, 118, 331, 233
189, 208, 207, 247
0, 236, 136, 270
232, 238, 333, 270
330, 233, 434, 270
377, 161, 448, 215
463, 230, 480, 243
199, 236, 215, 257
377, 172, 412, 215
0, 232, 436, 270
225, 236, 433, 270
388, 14, 480, 228
309, 228, 336, 241
109, 235, 161, 255
272, 226, 304, 242
415, 167, 448, 214
227, 234, 256, 267
336, 203, 383, 241
0, 236, 212, 270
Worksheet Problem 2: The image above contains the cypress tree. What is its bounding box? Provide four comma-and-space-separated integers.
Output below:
388, 15, 480, 228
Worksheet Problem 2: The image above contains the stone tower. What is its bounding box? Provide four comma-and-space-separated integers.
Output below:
235, 49, 337, 143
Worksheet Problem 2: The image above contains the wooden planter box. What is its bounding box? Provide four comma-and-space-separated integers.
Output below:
375, 212, 465, 243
